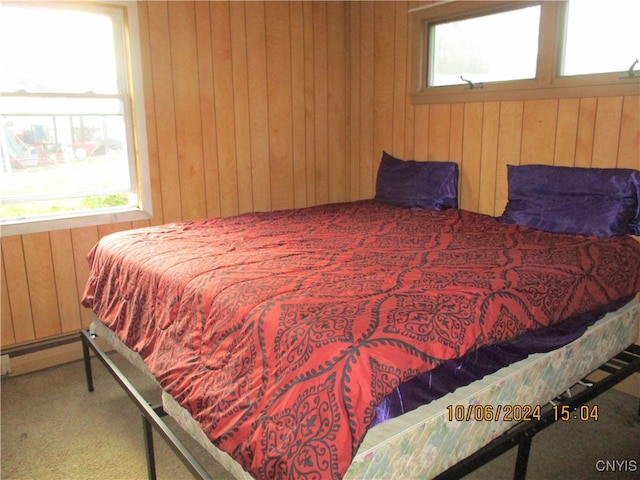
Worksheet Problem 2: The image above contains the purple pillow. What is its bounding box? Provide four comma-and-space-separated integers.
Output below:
374, 152, 458, 210
499, 164, 640, 237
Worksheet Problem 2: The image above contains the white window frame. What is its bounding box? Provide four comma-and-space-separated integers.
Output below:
0, 1, 151, 236
410, 0, 640, 104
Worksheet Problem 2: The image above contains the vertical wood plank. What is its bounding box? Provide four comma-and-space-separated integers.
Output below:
348, 1, 361, 200
137, 1, 164, 225
478, 102, 500, 216
312, 2, 329, 204
195, 1, 221, 219
2, 237, 34, 342
303, 1, 317, 205
290, 1, 308, 208
211, 0, 239, 217
392, 1, 409, 157
49, 230, 82, 333
168, 1, 207, 221
428, 104, 450, 160
521, 99, 558, 166
359, 2, 375, 198
496, 101, 524, 214
146, 1, 181, 222
229, 1, 254, 214
266, 1, 295, 210
373, 1, 395, 162
403, 95, 417, 160
22, 233, 61, 338
618, 96, 640, 169
449, 103, 464, 163
327, 1, 347, 203
245, 1, 271, 212
403, 2, 418, 159
71, 227, 100, 327
592, 97, 623, 168
413, 105, 430, 159
574, 98, 597, 167
449, 103, 464, 203
554, 98, 580, 167
1, 261, 15, 346
461, 103, 484, 212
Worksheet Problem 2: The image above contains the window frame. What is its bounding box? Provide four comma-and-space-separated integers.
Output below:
410, 0, 640, 104
0, 0, 152, 237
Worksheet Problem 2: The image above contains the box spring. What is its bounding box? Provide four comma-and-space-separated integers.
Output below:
90, 298, 639, 479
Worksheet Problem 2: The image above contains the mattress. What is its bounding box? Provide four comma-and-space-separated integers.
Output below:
82, 201, 640, 478
91, 297, 639, 479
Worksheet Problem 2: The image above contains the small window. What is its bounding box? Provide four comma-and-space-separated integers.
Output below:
410, 0, 640, 104
0, 1, 151, 235
429, 5, 541, 87
561, 0, 640, 77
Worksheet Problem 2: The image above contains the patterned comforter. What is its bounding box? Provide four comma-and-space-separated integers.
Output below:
82, 201, 640, 479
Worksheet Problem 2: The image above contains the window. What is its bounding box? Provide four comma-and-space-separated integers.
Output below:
0, 1, 151, 236
561, 0, 640, 77
411, 0, 640, 104
429, 5, 541, 87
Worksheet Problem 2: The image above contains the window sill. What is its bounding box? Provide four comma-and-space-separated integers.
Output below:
411, 78, 640, 105
0, 207, 153, 237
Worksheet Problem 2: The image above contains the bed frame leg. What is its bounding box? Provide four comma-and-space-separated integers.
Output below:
79, 327, 213, 480
142, 415, 158, 480
80, 329, 94, 393
513, 434, 532, 480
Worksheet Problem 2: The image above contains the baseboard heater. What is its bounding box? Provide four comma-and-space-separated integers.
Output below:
1, 332, 79, 358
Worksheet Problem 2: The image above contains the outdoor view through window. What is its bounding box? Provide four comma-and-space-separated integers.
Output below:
0, 4, 140, 228
422, 0, 640, 95
429, 6, 541, 87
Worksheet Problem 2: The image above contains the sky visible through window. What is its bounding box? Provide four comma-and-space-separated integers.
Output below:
428, 0, 639, 88
563, 0, 640, 76
1, 6, 118, 94
429, 6, 541, 87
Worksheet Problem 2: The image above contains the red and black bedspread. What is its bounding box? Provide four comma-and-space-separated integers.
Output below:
82, 200, 640, 479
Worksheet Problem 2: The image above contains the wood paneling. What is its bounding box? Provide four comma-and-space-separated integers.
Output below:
22, 233, 60, 338
619, 96, 640, 169
49, 230, 82, 333
147, 1, 182, 223
169, 1, 208, 222
70, 227, 100, 327
327, 1, 347, 204
312, 2, 330, 205
2, 236, 33, 344
193, 2, 221, 219
1, 261, 14, 345
1, 1, 638, 360
495, 101, 524, 213
266, 1, 295, 210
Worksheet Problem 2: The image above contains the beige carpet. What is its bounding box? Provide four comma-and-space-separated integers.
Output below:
1, 351, 639, 479
1, 352, 233, 480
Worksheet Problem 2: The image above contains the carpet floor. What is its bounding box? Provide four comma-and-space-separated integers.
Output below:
1, 351, 639, 479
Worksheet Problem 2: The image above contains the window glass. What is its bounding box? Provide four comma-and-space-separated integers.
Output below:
428, 5, 541, 87
0, 6, 119, 94
2, 115, 132, 218
0, 3, 149, 231
562, 0, 640, 76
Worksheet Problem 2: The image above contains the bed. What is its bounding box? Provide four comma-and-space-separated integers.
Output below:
81, 158, 640, 479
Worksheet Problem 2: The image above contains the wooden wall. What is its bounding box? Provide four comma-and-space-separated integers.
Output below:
346, 2, 639, 214
2, 1, 639, 362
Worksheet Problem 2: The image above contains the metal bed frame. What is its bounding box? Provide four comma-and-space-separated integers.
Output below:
80, 328, 640, 480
